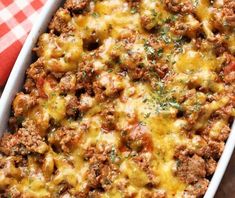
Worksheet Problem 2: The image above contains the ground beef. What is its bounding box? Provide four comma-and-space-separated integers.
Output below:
174, 138, 225, 192
49, 8, 72, 34
154, 63, 169, 79
205, 157, 217, 176
125, 0, 141, 9
91, 81, 106, 101
130, 66, 147, 80
120, 50, 143, 70
222, 0, 235, 28
141, 15, 157, 31
175, 154, 206, 184
203, 122, 230, 142
1, 189, 22, 198
60, 72, 77, 93
164, 0, 194, 14
224, 71, 235, 83
141, 190, 166, 198
48, 126, 85, 152
207, 35, 228, 57
120, 123, 154, 153
110, 38, 151, 81
8, 117, 20, 133
93, 73, 124, 101
223, 61, 235, 83
194, 140, 223, 159
24, 78, 36, 93
213, 0, 235, 30
66, 96, 80, 117
133, 153, 160, 187
213, 100, 235, 121
13, 92, 37, 117
185, 178, 209, 198
66, 94, 94, 117
0, 120, 47, 156
217, 124, 231, 141
207, 140, 224, 160
83, 145, 119, 193
172, 16, 200, 38
26, 59, 46, 81
101, 105, 116, 131
172, 22, 189, 36
118, 48, 147, 80
210, 121, 230, 142
26, 59, 47, 98
121, 65, 144, 82
64, 0, 90, 12
76, 61, 95, 95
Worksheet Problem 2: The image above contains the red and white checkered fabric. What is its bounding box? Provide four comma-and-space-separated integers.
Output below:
0, 0, 47, 86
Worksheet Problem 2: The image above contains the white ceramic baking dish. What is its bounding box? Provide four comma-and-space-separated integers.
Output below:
0, 0, 234, 197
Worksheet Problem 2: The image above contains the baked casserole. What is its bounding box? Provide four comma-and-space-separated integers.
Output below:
0, 0, 235, 197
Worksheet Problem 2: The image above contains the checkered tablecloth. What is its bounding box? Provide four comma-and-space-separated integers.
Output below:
0, 0, 47, 86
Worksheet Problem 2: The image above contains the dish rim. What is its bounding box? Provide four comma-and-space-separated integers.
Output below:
0, 1, 234, 197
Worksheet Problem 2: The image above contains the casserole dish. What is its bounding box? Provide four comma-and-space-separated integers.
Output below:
0, 0, 234, 197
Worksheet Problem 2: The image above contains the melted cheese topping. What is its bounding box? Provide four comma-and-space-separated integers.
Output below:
1, 0, 234, 197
